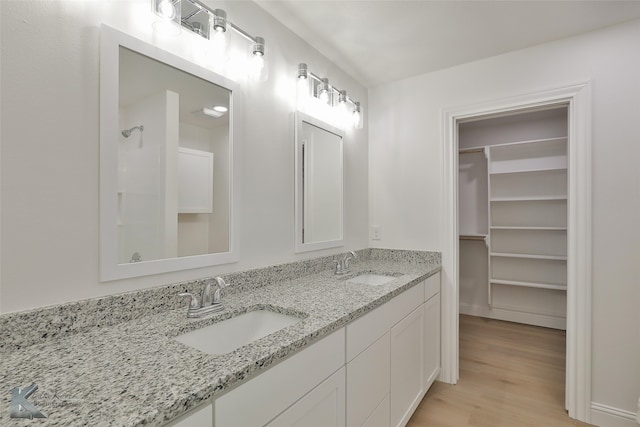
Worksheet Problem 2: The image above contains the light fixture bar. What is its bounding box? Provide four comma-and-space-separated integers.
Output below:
298, 63, 360, 108
179, 0, 266, 54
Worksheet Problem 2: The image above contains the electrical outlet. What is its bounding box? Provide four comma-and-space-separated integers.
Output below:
371, 226, 382, 240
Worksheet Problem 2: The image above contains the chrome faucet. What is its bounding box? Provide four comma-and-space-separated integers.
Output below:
179, 276, 227, 318
335, 251, 357, 275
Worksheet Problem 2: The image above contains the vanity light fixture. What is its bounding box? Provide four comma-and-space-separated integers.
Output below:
353, 101, 363, 129
298, 63, 308, 80
157, 0, 177, 19
152, 0, 267, 80
212, 9, 227, 32
317, 78, 331, 104
152, 0, 182, 36
297, 63, 363, 129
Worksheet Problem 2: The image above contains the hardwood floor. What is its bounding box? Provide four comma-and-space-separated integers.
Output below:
407, 315, 593, 427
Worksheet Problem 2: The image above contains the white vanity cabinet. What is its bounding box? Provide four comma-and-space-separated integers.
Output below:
345, 277, 439, 427
165, 272, 441, 427
423, 273, 441, 389
346, 312, 391, 427
266, 367, 345, 427
390, 305, 425, 427
214, 329, 345, 427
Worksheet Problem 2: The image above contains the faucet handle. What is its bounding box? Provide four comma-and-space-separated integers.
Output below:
201, 282, 214, 307
178, 292, 200, 309
212, 277, 227, 304
214, 276, 227, 289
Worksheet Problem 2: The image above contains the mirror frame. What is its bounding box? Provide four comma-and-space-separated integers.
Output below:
294, 111, 345, 253
99, 25, 241, 281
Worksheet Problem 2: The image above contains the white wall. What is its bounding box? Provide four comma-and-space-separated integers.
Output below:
369, 18, 640, 421
0, 0, 368, 312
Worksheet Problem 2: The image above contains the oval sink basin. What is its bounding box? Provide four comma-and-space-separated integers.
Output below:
174, 309, 302, 355
346, 273, 400, 286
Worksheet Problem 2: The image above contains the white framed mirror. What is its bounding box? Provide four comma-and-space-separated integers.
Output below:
100, 25, 240, 281
294, 112, 345, 253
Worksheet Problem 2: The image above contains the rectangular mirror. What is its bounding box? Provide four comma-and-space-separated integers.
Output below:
100, 25, 240, 281
295, 112, 345, 253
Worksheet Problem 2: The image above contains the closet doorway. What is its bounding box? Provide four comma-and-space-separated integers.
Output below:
441, 83, 592, 423
458, 107, 569, 329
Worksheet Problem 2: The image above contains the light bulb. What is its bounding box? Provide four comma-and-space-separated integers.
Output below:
317, 78, 330, 104
152, 0, 180, 36
157, 0, 175, 20
213, 9, 227, 33
353, 110, 361, 126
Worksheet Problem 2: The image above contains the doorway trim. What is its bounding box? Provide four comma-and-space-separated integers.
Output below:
441, 82, 592, 422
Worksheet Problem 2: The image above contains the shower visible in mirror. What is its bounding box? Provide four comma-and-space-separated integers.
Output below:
100, 25, 240, 281
294, 112, 344, 253
117, 46, 230, 264
121, 125, 144, 138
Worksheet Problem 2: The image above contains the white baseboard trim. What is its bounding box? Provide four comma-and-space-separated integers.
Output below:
460, 303, 566, 330
591, 402, 638, 427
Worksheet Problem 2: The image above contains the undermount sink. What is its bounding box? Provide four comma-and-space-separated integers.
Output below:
346, 273, 401, 286
174, 309, 302, 355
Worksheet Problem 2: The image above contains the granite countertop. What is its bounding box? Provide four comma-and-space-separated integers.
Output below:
0, 256, 440, 426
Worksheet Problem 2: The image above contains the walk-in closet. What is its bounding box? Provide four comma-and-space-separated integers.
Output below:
458, 106, 569, 330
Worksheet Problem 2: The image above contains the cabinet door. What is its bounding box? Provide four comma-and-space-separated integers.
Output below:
267, 367, 345, 427
362, 395, 390, 427
390, 305, 425, 427
215, 329, 344, 427
347, 332, 390, 427
424, 293, 440, 388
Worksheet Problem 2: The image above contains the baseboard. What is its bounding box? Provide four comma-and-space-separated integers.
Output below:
591, 402, 638, 427
460, 303, 566, 329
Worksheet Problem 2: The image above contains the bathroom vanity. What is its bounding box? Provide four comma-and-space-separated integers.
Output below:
0, 249, 440, 427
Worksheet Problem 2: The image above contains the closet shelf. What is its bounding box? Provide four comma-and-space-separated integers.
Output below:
488, 136, 567, 149
491, 279, 567, 291
490, 252, 567, 261
489, 166, 567, 175
459, 147, 485, 154
490, 226, 567, 231
490, 195, 567, 202
460, 234, 487, 241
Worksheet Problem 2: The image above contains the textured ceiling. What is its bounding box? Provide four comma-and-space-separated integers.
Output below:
256, 1, 640, 87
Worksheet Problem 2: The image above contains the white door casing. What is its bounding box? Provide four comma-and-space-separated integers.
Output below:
441, 82, 592, 422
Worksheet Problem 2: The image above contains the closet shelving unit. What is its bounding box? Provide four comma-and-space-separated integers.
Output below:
486, 137, 568, 303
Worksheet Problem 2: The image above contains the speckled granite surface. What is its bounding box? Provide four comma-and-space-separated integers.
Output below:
0, 250, 440, 426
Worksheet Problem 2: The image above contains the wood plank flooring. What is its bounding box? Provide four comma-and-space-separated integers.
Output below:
407, 315, 593, 427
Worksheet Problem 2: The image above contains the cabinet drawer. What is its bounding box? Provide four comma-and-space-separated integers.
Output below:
424, 272, 440, 302
346, 302, 390, 362
214, 329, 345, 427
388, 282, 423, 327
